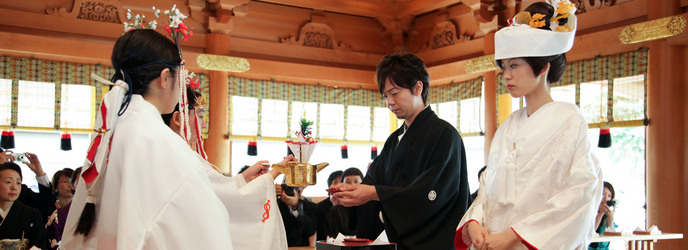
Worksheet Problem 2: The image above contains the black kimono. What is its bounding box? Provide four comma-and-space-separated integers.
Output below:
0, 201, 48, 249
18, 183, 55, 222
316, 198, 333, 241
323, 205, 358, 239
357, 106, 471, 250
277, 199, 317, 247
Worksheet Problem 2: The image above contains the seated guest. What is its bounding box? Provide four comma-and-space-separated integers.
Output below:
316, 170, 343, 241
10, 152, 55, 222
0, 162, 48, 249
277, 182, 317, 246
323, 168, 363, 239
46, 167, 81, 250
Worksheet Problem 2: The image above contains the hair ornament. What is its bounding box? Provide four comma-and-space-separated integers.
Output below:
494, 0, 578, 60
123, 9, 157, 32
529, 13, 547, 28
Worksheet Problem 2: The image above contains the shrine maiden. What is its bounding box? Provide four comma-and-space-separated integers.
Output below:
455, 1, 602, 249
62, 29, 234, 249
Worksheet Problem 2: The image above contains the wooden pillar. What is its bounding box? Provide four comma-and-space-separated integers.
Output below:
646, 1, 685, 249
205, 33, 231, 173
483, 31, 498, 162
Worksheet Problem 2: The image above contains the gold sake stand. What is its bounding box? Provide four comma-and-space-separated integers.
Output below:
272, 162, 328, 186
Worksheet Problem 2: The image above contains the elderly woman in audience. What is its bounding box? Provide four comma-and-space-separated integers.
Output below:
0, 162, 48, 249
3, 151, 56, 222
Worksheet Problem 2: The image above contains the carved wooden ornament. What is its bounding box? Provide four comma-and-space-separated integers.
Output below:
280, 18, 351, 51
619, 15, 686, 44
196, 54, 251, 73
465, 54, 498, 74
46, 0, 124, 24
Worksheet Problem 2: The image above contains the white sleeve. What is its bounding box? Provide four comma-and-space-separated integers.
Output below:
143, 166, 234, 250
36, 174, 51, 187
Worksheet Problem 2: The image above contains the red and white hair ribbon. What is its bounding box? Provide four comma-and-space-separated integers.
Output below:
82, 73, 130, 203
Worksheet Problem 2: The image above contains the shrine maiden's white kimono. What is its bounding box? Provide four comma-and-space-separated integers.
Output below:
201, 156, 288, 250
62, 95, 234, 250
457, 102, 602, 250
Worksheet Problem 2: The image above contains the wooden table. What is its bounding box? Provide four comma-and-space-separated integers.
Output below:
590, 233, 683, 250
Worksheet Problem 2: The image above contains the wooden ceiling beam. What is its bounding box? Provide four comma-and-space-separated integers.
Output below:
254, 0, 395, 19
396, 0, 458, 18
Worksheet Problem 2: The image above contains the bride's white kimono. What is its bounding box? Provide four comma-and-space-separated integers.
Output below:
62, 95, 234, 249
456, 102, 602, 250
201, 158, 288, 250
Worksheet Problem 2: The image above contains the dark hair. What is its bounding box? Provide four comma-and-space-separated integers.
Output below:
496, 2, 567, 83
478, 166, 487, 179
341, 167, 364, 182
603, 181, 615, 200
111, 29, 182, 115
376, 53, 430, 104
71, 167, 82, 186
161, 88, 202, 125
52, 168, 75, 195
238, 165, 250, 174
327, 170, 343, 187
0, 162, 22, 180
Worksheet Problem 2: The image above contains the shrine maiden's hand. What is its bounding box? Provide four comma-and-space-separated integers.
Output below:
332, 183, 379, 207
241, 160, 270, 182
480, 229, 519, 250
465, 221, 490, 249
268, 154, 296, 180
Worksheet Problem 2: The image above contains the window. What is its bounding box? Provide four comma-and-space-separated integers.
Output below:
551, 84, 576, 105
460, 97, 482, 134
0, 79, 11, 126
579, 80, 608, 124
319, 104, 344, 140
511, 96, 522, 113
437, 101, 458, 128
613, 75, 644, 122
17, 81, 55, 128
587, 127, 645, 232
290, 101, 318, 138
231, 96, 258, 136
261, 99, 288, 137
372, 107, 391, 142
463, 135, 485, 193
61, 84, 94, 129
11, 131, 90, 192
347, 105, 371, 141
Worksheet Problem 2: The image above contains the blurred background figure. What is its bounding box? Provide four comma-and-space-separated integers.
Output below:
46, 167, 81, 250
589, 181, 616, 250
276, 180, 317, 247
323, 167, 364, 239
316, 170, 343, 241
